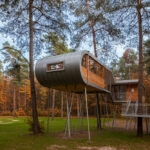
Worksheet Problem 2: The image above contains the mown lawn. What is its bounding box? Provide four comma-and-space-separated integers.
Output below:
0, 117, 150, 150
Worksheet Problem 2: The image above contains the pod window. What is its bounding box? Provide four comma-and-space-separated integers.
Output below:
47, 62, 64, 72
89, 57, 104, 77
82, 55, 87, 67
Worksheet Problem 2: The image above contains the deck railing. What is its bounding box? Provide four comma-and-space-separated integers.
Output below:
121, 103, 150, 117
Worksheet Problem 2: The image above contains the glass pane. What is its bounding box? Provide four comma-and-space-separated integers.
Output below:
82, 55, 86, 67
47, 62, 64, 71
51, 65, 56, 70
114, 86, 120, 100
99, 65, 103, 77
120, 85, 126, 100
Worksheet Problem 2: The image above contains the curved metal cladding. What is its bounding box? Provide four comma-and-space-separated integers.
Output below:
35, 51, 87, 91
35, 50, 113, 94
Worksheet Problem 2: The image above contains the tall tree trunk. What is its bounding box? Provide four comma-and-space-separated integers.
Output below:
29, 0, 40, 134
18, 87, 20, 110
96, 93, 101, 129
86, 0, 97, 57
86, 0, 101, 129
13, 86, 16, 117
61, 91, 64, 118
24, 84, 27, 114
47, 89, 50, 133
137, 0, 143, 137
52, 89, 55, 121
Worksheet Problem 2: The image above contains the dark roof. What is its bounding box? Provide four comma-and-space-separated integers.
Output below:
112, 79, 139, 85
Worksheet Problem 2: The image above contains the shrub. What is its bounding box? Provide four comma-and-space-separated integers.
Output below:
0, 111, 12, 116
26, 118, 45, 134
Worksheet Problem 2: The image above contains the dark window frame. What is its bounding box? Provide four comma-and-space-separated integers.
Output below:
113, 85, 126, 101
82, 54, 105, 77
82, 55, 87, 68
46, 62, 64, 72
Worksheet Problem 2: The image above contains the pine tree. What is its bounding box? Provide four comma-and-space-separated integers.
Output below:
70, 0, 120, 62
108, 0, 150, 137
1, 42, 29, 117
0, 0, 70, 134
43, 32, 75, 55
144, 39, 150, 74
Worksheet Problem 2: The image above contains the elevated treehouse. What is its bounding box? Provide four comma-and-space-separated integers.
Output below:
35, 51, 113, 94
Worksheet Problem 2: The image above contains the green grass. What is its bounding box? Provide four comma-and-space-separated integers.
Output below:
0, 117, 150, 150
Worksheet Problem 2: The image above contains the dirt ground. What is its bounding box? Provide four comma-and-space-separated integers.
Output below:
105, 118, 150, 133
47, 145, 117, 150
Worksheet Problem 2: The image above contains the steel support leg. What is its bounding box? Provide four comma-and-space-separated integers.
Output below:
80, 95, 84, 131
85, 87, 91, 141
75, 94, 81, 135
66, 92, 71, 137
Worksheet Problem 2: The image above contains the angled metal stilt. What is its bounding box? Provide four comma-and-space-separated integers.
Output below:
66, 91, 71, 138
85, 86, 91, 141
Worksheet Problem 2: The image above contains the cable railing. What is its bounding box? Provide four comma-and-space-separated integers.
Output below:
121, 103, 150, 118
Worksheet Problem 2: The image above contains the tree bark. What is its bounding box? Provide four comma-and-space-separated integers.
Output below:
29, 0, 40, 134
86, 0, 97, 57
24, 84, 27, 114
13, 86, 16, 117
47, 89, 50, 133
18, 87, 20, 110
96, 93, 101, 129
61, 91, 63, 118
86, 0, 101, 129
52, 89, 55, 121
137, 0, 143, 137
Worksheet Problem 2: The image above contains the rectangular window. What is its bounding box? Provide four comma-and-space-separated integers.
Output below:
94, 63, 99, 74
89, 57, 96, 73
120, 85, 126, 100
47, 62, 64, 72
82, 55, 87, 67
114, 86, 120, 101
114, 85, 126, 101
99, 65, 103, 77
88, 57, 104, 77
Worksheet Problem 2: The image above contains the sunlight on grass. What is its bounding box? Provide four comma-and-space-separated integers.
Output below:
0, 117, 150, 150
0, 117, 19, 124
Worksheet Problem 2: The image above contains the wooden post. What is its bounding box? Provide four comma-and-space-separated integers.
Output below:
96, 93, 101, 129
